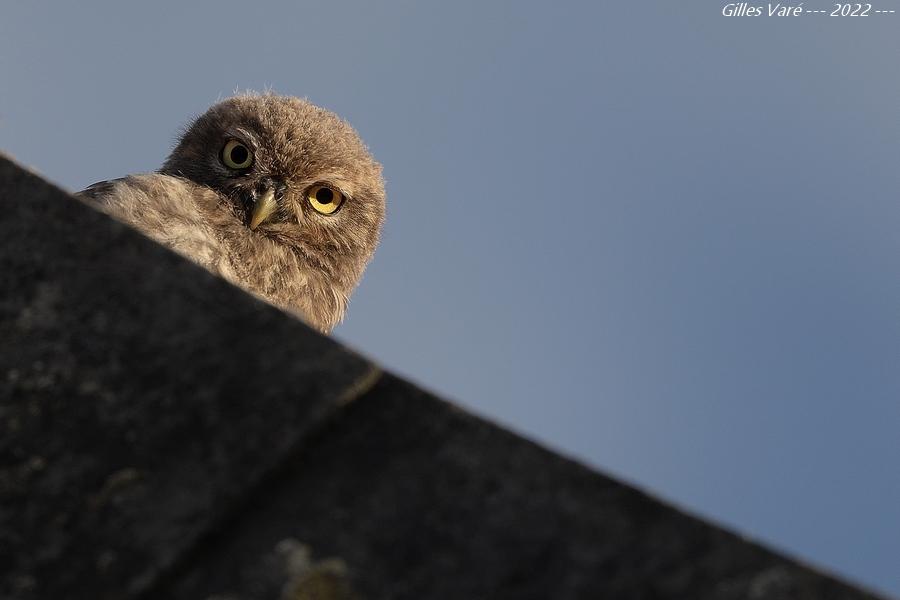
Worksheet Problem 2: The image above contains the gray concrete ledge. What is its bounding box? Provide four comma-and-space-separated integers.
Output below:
0, 155, 885, 599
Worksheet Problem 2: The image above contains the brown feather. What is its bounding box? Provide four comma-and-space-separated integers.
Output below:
78, 93, 385, 333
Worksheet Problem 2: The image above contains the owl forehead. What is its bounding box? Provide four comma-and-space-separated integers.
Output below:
208, 97, 373, 184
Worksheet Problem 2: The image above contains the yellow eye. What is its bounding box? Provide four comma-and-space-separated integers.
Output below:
307, 184, 345, 215
221, 140, 254, 169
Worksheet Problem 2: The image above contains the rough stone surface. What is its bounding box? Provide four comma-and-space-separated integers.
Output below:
0, 156, 376, 599
0, 155, 886, 599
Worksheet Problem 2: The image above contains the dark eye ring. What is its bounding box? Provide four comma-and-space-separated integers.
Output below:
221, 140, 254, 169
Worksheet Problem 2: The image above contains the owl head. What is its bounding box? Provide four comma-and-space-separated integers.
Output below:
160, 93, 385, 324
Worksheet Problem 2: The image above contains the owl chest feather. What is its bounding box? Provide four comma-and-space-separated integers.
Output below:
78, 174, 343, 332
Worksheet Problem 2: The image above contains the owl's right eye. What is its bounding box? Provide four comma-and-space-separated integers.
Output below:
221, 140, 254, 170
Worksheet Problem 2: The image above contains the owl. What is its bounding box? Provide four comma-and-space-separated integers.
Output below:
78, 93, 385, 333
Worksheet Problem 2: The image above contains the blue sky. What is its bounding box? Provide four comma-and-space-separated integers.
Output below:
2, 2, 898, 595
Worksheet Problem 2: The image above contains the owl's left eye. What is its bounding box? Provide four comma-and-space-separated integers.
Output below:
221, 140, 254, 170
307, 184, 345, 215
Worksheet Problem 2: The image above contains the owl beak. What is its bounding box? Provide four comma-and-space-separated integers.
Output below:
249, 188, 278, 230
